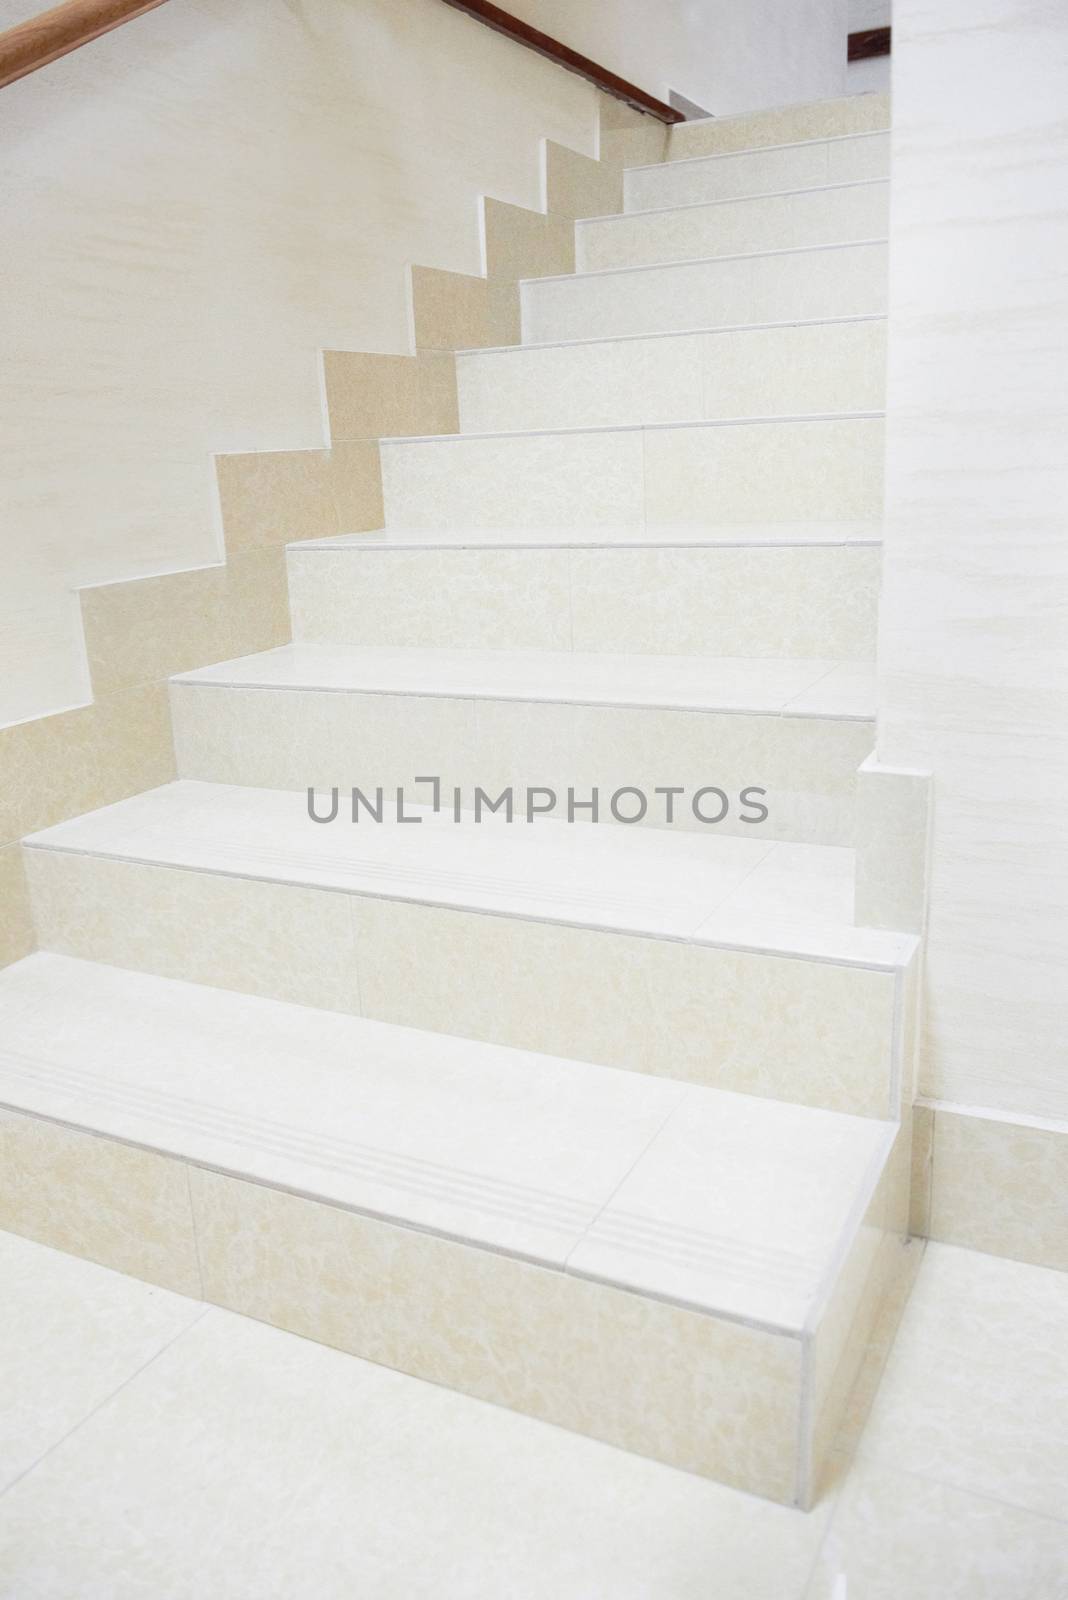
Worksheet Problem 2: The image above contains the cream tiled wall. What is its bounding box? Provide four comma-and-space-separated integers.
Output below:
0, 0, 598, 726
876, 0, 1068, 1126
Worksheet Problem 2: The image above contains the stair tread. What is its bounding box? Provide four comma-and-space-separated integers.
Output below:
174, 645, 876, 718
25, 781, 915, 966
292, 520, 882, 552
0, 951, 893, 1329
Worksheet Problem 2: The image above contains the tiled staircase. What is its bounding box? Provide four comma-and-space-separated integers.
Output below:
0, 93, 918, 1508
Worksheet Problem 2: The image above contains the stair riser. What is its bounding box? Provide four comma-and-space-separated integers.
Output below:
625, 134, 890, 212
668, 94, 890, 160
170, 683, 874, 846
578, 183, 889, 274
0, 1099, 908, 1508
288, 545, 880, 658
380, 419, 884, 531
522, 243, 887, 343
24, 846, 903, 1118
0, 1104, 795, 1506
457, 319, 886, 433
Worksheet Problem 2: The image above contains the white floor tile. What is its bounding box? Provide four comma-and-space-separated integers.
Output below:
0, 1232, 202, 1494
854, 1242, 1068, 1522
0, 1278, 834, 1600
805, 1456, 1068, 1599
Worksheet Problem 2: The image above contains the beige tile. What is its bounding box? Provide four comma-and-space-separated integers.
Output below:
483, 198, 575, 281
0, 1109, 200, 1296
643, 420, 885, 526
80, 564, 233, 697
353, 898, 898, 1115
669, 94, 891, 160
24, 849, 360, 1014
91, 680, 178, 801
214, 442, 383, 554
568, 545, 880, 660
805, 1455, 1068, 1599
696, 319, 886, 419
0, 844, 35, 967
215, 447, 338, 554
598, 91, 670, 165
579, 183, 889, 273
190, 1168, 803, 1501
928, 1107, 1068, 1272
288, 546, 571, 650
828, 131, 891, 184
858, 1242, 1068, 1522
327, 440, 385, 531
0, 1231, 202, 1493
322, 350, 458, 442
601, 121, 670, 167
625, 141, 833, 210
171, 682, 478, 796
470, 697, 873, 845
457, 332, 703, 433
910, 1103, 934, 1237
522, 241, 888, 344
409, 264, 519, 351
381, 429, 644, 530
0, 702, 106, 844
221, 545, 292, 661
544, 138, 622, 220
854, 759, 931, 933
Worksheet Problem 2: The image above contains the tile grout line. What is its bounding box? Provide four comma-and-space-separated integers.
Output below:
0, 1299, 212, 1505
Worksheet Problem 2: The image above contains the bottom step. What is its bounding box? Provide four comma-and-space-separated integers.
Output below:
0, 953, 910, 1506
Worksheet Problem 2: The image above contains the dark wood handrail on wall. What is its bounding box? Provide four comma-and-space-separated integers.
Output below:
848, 25, 891, 62
0, 0, 167, 91
438, 0, 683, 123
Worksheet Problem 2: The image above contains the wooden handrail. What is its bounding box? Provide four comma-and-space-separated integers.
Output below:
438, 0, 684, 123
848, 25, 891, 62
0, 0, 168, 91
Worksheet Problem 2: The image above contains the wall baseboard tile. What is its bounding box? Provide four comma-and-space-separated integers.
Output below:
913, 1099, 1068, 1274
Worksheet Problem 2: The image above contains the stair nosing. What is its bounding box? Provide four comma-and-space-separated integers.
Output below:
170, 675, 876, 722
579, 176, 889, 228
288, 533, 884, 553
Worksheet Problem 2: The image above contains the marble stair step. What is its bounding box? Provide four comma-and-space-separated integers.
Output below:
286, 526, 881, 660
170, 645, 876, 847
23, 780, 917, 1117
661, 92, 890, 163
522, 240, 887, 343
456, 315, 886, 432
624, 131, 889, 212
576, 179, 889, 273
376, 414, 885, 532
0, 950, 903, 1505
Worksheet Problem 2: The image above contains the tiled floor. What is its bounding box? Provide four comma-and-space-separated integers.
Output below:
1, 1232, 1065, 1597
